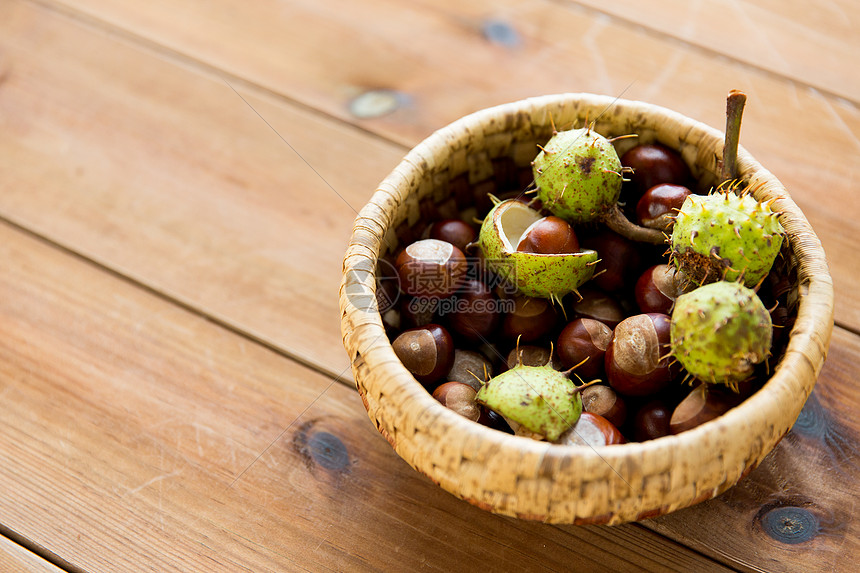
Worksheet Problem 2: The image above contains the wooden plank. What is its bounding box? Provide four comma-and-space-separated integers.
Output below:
0, 536, 66, 573
643, 326, 860, 573
0, 222, 732, 572
8, 0, 860, 339
571, 0, 860, 104
1, 0, 410, 380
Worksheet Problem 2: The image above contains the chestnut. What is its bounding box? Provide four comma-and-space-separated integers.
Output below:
446, 279, 500, 342
581, 230, 643, 294
570, 288, 625, 329
621, 143, 691, 196
395, 239, 467, 298
634, 264, 685, 315
636, 184, 692, 230
502, 295, 558, 342
605, 313, 676, 396
557, 412, 626, 447
516, 216, 579, 254
580, 384, 627, 429
391, 323, 455, 387
556, 318, 613, 380
429, 219, 478, 254
632, 399, 672, 442
477, 408, 514, 434
399, 295, 438, 330
505, 345, 553, 369
432, 381, 481, 421
670, 383, 742, 434
447, 349, 493, 392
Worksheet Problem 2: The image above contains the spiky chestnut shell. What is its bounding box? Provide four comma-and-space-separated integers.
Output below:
475, 364, 582, 441
532, 128, 624, 223
670, 281, 772, 386
670, 190, 784, 287
478, 199, 598, 302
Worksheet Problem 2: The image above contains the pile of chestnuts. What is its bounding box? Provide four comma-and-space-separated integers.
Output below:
380, 121, 794, 448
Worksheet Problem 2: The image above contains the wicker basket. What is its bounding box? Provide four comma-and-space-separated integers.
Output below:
339, 93, 834, 525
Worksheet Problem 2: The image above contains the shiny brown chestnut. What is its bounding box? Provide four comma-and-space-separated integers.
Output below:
505, 345, 553, 369
447, 349, 493, 392
621, 143, 691, 196
395, 239, 467, 298
446, 279, 500, 342
670, 383, 743, 434
477, 407, 514, 434
580, 384, 627, 429
570, 288, 626, 329
635, 264, 685, 315
429, 219, 478, 254
605, 313, 676, 396
399, 295, 438, 330
581, 230, 643, 294
516, 216, 579, 254
432, 381, 481, 421
557, 412, 626, 447
636, 184, 692, 230
632, 399, 672, 442
556, 318, 613, 380
502, 295, 558, 342
391, 323, 455, 387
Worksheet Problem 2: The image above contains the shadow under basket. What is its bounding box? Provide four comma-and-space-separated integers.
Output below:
339, 93, 834, 525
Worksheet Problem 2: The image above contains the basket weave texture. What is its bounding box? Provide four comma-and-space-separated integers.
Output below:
339, 93, 834, 524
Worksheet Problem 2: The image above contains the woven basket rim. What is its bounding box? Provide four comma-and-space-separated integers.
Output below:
339, 92, 835, 523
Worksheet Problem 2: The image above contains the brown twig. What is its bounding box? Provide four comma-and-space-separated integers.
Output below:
720, 89, 747, 184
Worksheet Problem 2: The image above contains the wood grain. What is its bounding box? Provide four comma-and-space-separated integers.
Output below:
644, 326, 860, 572
1, 0, 858, 570
10, 0, 860, 336
0, 222, 732, 572
571, 0, 860, 103
0, 536, 66, 573
0, 0, 408, 380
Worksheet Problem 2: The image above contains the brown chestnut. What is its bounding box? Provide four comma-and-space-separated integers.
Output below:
446, 279, 500, 342
632, 399, 672, 441
634, 264, 685, 315
581, 230, 643, 294
391, 323, 455, 387
505, 345, 553, 369
477, 408, 514, 434
570, 288, 626, 329
636, 184, 692, 230
447, 349, 493, 392
605, 313, 676, 396
399, 295, 438, 330
557, 412, 626, 447
502, 295, 558, 342
432, 381, 481, 421
670, 383, 742, 434
395, 239, 467, 298
580, 384, 627, 429
429, 219, 478, 254
621, 143, 691, 196
516, 216, 579, 254
556, 318, 613, 380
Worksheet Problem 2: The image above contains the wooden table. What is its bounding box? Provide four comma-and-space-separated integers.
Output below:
1, 1, 857, 571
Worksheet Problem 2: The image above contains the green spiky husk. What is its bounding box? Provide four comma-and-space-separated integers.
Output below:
670, 189, 784, 287
532, 128, 623, 223
475, 364, 582, 441
670, 281, 772, 385
478, 200, 598, 301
